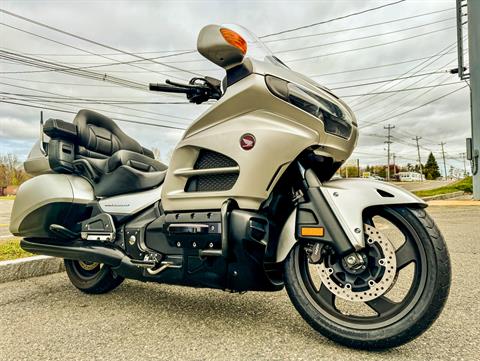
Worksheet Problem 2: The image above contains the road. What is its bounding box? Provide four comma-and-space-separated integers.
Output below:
0, 204, 479, 361
394, 180, 454, 192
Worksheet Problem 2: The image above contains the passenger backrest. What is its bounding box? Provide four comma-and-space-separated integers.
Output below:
73, 109, 154, 159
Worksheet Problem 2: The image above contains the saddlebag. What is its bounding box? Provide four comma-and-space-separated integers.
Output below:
9, 174, 94, 239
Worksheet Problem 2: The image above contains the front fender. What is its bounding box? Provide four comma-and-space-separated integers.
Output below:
275, 178, 425, 262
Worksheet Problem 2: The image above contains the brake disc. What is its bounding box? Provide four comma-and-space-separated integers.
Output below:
317, 224, 397, 302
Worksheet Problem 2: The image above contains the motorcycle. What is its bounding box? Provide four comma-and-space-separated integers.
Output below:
10, 24, 451, 349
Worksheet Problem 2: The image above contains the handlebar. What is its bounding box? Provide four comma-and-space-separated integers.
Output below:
148, 83, 189, 93
148, 77, 222, 104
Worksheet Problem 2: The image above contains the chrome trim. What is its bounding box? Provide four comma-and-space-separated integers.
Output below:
173, 166, 240, 177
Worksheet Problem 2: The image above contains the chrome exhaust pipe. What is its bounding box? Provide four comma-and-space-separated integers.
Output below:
20, 238, 127, 267
20, 238, 159, 279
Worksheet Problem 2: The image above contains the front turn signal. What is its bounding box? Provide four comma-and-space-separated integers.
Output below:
301, 227, 325, 237
220, 28, 247, 55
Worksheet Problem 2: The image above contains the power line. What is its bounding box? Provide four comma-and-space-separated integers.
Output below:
275, 17, 455, 54
338, 81, 461, 97
0, 9, 201, 77
309, 52, 457, 78
287, 25, 455, 63
260, 0, 406, 38
0, 22, 191, 81
0, 92, 192, 105
6, 49, 195, 57
0, 76, 118, 87
0, 99, 187, 130
0, 81, 194, 126
330, 71, 448, 90
264, 7, 455, 43
0, 49, 149, 91
359, 85, 468, 129
350, 40, 459, 109
357, 55, 460, 122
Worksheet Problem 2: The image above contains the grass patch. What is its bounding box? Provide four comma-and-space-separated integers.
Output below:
414, 177, 473, 197
0, 195, 15, 200
0, 238, 33, 261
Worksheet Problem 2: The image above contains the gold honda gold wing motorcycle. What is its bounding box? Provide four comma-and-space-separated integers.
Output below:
10, 25, 451, 349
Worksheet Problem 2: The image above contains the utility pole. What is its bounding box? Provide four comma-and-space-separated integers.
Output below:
439, 142, 448, 180
357, 158, 360, 178
412, 136, 424, 181
460, 152, 467, 177
392, 153, 397, 178
469, 0, 480, 198
384, 124, 395, 181
456, 0, 480, 198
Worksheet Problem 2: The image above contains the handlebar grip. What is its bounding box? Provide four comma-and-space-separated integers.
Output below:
149, 83, 187, 93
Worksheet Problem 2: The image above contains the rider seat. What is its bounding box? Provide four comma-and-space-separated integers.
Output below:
45, 109, 167, 197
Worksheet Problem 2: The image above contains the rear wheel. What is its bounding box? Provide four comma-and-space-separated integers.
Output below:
284, 206, 451, 349
64, 259, 124, 294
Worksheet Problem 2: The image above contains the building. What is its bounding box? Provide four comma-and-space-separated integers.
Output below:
396, 171, 424, 182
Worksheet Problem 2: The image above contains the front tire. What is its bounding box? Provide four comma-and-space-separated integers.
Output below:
64, 259, 124, 294
284, 206, 451, 349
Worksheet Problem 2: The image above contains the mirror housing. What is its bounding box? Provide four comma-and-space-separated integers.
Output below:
197, 24, 246, 70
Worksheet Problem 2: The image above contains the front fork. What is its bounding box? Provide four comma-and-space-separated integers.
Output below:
274, 166, 426, 263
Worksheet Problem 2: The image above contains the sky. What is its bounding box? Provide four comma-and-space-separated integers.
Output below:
0, 0, 471, 176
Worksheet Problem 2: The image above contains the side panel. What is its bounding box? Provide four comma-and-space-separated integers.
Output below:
99, 186, 162, 215
162, 73, 322, 212
9, 174, 94, 236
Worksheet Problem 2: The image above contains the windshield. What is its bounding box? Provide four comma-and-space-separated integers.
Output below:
221, 24, 289, 69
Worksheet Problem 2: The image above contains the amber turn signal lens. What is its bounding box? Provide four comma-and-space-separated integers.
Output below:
301, 227, 325, 237
220, 28, 247, 55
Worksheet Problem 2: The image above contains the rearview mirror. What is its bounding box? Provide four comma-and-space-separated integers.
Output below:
197, 25, 246, 70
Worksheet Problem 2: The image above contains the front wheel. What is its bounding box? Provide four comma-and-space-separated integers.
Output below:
64, 260, 124, 294
284, 206, 451, 349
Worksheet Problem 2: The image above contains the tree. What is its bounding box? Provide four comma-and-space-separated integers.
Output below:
0, 154, 30, 186
423, 152, 441, 180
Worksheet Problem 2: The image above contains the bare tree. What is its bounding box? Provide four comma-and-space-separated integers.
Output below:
0, 154, 30, 186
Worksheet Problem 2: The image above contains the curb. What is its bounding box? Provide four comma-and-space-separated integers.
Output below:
0, 255, 64, 284
422, 191, 465, 201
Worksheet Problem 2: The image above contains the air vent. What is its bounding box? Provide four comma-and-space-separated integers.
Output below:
377, 189, 394, 198
185, 173, 238, 192
194, 149, 237, 169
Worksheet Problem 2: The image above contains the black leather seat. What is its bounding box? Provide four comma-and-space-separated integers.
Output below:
72, 109, 168, 197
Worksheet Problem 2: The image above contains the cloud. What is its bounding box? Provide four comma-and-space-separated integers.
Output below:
0, 0, 470, 173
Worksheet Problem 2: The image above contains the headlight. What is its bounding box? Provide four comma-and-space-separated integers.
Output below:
265, 75, 352, 139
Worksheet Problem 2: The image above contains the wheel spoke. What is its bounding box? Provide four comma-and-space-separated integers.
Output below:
366, 296, 397, 315
395, 239, 417, 270
317, 283, 336, 308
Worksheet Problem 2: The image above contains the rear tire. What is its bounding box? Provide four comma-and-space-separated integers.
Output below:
64, 259, 124, 294
284, 206, 451, 349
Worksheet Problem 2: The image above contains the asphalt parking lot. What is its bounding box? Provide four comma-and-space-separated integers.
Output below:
0, 203, 479, 361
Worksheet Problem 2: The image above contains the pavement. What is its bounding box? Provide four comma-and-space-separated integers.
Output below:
394, 180, 454, 192
0, 205, 479, 361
